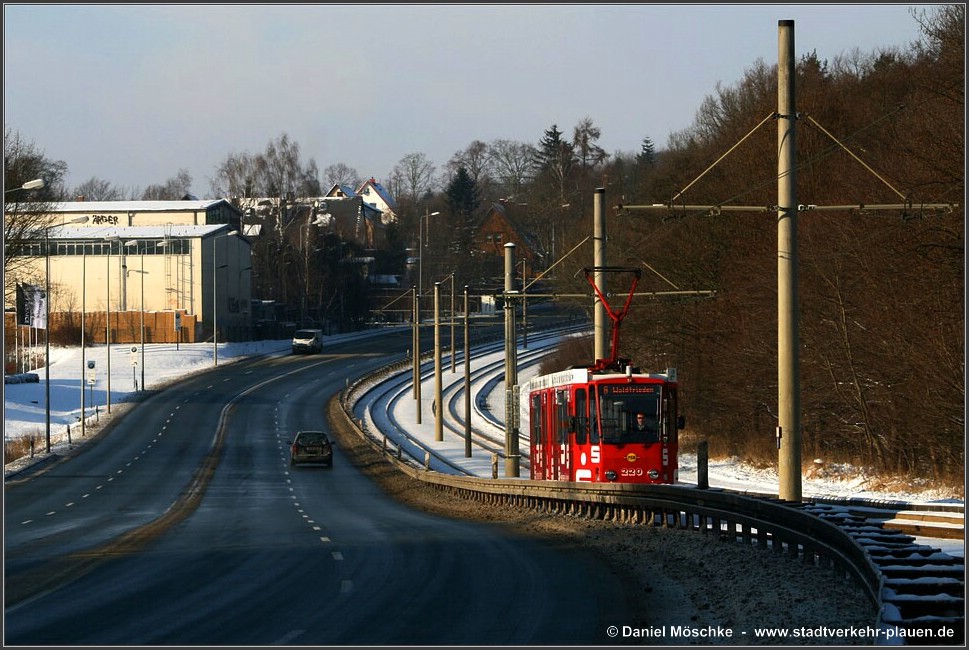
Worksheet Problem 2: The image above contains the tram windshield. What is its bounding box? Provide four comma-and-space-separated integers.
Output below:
597, 384, 662, 444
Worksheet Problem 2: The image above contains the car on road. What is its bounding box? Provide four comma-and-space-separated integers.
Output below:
288, 430, 333, 467
292, 329, 324, 354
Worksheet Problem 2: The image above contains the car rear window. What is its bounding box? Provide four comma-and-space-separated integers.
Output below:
297, 432, 328, 445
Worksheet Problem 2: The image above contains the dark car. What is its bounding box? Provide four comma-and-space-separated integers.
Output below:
288, 430, 333, 467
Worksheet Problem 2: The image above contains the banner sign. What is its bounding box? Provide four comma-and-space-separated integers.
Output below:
15, 283, 47, 329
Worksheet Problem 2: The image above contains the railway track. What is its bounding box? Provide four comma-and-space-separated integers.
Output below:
347, 325, 964, 644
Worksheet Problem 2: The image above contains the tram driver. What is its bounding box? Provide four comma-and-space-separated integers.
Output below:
631, 412, 659, 443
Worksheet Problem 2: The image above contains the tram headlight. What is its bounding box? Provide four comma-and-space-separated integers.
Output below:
604, 470, 618, 481
648, 469, 660, 480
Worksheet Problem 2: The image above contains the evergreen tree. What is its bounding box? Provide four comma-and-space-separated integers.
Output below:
636, 136, 656, 167
533, 124, 577, 204
444, 166, 480, 275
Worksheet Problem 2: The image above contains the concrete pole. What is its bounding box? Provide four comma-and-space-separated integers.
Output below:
593, 188, 608, 362
434, 282, 443, 442
503, 242, 520, 478
777, 19, 802, 502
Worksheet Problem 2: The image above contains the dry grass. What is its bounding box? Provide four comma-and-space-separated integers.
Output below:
4, 433, 42, 464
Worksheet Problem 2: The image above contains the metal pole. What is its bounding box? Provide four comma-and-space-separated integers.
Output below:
213, 235, 218, 366
434, 282, 443, 442
411, 287, 419, 400
414, 287, 421, 424
81, 249, 86, 438
140, 255, 145, 390
503, 242, 520, 478
593, 188, 608, 362
44, 228, 51, 453
106, 242, 112, 414
521, 260, 528, 349
777, 19, 802, 502
449, 273, 455, 373
464, 285, 471, 458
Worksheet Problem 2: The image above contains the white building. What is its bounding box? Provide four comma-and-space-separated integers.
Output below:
5, 200, 252, 342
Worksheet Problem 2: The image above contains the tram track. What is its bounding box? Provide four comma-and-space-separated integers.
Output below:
346, 324, 964, 644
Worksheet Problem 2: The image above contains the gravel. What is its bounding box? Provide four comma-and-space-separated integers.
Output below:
329, 401, 879, 645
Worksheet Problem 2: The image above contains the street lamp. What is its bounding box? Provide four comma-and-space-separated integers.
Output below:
439, 271, 456, 372
104, 234, 122, 413
125, 240, 147, 390
417, 209, 440, 323
42, 215, 89, 452
213, 230, 239, 366
5, 178, 45, 194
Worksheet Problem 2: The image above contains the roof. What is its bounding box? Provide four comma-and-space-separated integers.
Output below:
46, 224, 240, 241
324, 184, 359, 199
357, 178, 396, 210
40, 199, 240, 214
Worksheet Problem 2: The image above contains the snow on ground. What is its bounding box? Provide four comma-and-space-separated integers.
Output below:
5, 332, 964, 558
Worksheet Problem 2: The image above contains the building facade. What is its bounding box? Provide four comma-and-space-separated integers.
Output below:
5, 200, 252, 343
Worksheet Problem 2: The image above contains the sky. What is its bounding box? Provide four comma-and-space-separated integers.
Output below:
3, 3, 937, 197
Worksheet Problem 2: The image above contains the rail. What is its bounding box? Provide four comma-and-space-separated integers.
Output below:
335, 325, 964, 645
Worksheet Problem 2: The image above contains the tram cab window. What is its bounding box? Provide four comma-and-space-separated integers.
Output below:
598, 397, 623, 443
599, 388, 662, 444
589, 386, 600, 444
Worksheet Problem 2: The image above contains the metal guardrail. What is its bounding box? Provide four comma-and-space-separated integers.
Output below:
336, 328, 963, 645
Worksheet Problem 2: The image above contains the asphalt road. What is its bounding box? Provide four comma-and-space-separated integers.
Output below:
5, 320, 634, 645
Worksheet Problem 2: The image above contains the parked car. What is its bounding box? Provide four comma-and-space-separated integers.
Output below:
288, 430, 333, 467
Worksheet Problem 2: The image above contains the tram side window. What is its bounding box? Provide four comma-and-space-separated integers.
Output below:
556, 390, 569, 445
574, 388, 588, 444
530, 394, 542, 445
589, 386, 600, 444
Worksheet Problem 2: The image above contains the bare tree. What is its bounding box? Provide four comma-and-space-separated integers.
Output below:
322, 163, 362, 190
210, 151, 265, 200
140, 168, 193, 200
71, 176, 124, 201
488, 138, 537, 199
3, 128, 66, 302
392, 152, 436, 203
444, 140, 493, 187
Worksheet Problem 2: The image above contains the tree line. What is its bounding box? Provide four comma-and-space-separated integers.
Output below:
4, 6, 962, 483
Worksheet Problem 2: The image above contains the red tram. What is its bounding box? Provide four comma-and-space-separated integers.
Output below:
521, 267, 684, 484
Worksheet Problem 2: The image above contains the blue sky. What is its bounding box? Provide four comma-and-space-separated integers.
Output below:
4, 4, 934, 196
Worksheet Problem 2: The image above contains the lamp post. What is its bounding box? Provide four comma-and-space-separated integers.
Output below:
439, 271, 456, 373
80, 244, 87, 437
213, 230, 239, 366
41, 215, 89, 452
125, 240, 147, 390
520, 259, 528, 349
104, 235, 123, 413
5, 177, 46, 195
417, 209, 440, 324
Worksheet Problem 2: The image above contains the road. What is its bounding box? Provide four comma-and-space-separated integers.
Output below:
5, 321, 636, 645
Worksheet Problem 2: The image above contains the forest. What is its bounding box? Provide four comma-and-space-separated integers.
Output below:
4, 6, 963, 486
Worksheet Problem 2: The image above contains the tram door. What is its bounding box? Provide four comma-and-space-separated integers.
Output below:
528, 392, 543, 480
572, 387, 593, 482
554, 389, 570, 480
